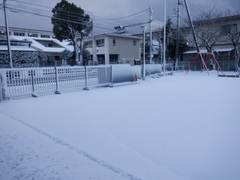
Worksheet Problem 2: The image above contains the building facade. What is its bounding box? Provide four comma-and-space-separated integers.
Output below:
0, 26, 73, 68
180, 14, 240, 71
84, 33, 141, 65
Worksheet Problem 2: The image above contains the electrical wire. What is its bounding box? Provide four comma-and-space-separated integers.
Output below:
93, 8, 149, 21
11, 0, 52, 10
6, 6, 89, 26
3, 0, 151, 33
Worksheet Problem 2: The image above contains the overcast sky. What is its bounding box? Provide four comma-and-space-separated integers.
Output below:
0, 0, 239, 34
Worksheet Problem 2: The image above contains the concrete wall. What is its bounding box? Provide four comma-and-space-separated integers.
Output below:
108, 36, 141, 61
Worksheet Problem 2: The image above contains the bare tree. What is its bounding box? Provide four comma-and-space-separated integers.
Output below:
194, 7, 223, 53
228, 32, 240, 71
223, 12, 240, 71
185, 7, 240, 71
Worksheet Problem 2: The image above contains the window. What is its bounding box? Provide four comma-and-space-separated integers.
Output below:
113, 39, 116, 46
14, 32, 25, 36
84, 41, 92, 48
28, 33, 38, 37
133, 40, 136, 46
96, 39, 104, 47
1, 31, 11, 36
97, 55, 105, 64
41, 34, 50, 38
110, 54, 118, 64
221, 24, 237, 35
48, 44, 53, 47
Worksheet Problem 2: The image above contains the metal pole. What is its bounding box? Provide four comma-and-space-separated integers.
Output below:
80, 35, 84, 65
83, 66, 89, 90
183, 0, 200, 53
175, 0, 181, 70
160, 43, 163, 65
91, 20, 96, 65
142, 26, 146, 80
54, 66, 60, 94
3, 0, 13, 68
149, 7, 153, 64
163, 0, 167, 73
183, 0, 209, 75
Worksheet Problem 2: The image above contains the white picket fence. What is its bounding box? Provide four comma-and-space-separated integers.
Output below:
0, 65, 112, 100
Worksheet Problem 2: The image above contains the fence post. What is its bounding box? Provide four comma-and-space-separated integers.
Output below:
31, 70, 37, 98
109, 65, 113, 87
2, 70, 9, 100
0, 72, 4, 101
83, 66, 89, 90
54, 66, 61, 94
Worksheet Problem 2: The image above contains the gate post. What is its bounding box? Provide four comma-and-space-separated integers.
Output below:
1, 70, 9, 100
31, 70, 37, 98
109, 65, 113, 87
0, 73, 4, 101
83, 66, 89, 90
54, 66, 61, 94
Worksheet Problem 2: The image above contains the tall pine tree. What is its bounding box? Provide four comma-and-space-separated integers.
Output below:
51, 0, 91, 65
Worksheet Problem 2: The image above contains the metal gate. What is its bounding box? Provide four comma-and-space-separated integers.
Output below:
0, 65, 113, 100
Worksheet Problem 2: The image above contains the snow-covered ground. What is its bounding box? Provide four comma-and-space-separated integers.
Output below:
0, 71, 240, 180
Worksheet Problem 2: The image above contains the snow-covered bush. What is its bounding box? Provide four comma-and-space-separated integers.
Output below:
0, 50, 39, 68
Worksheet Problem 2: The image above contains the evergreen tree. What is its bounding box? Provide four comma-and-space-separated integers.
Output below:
51, 0, 92, 65
160, 18, 188, 62
161, 18, 173, 61
168, 34, 189, 60
161, 18, 172, 43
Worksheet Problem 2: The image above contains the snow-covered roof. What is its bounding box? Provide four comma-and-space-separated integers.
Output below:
93, 33, 142, 40
0, 45, 36, 51
30, 37, 73, 53
4, 36, 74, 53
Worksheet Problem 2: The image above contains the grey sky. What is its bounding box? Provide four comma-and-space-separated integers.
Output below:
0, 0, 239, 34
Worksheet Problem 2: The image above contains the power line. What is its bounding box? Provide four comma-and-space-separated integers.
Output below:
93, 8, 149, 21
6, 6, 89, 26
11, 0, 52, 10
9, 0, 88, 20
3, 1, 151, 33
4, 6, 114, 32
9, 0, 150, 25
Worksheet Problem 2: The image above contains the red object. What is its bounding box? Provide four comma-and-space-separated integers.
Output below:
134, 73, 138, 81
186, 52, 223, 76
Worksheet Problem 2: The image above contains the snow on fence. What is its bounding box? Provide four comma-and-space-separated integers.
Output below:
0, 65, 112, 99
0, 64, 175, 100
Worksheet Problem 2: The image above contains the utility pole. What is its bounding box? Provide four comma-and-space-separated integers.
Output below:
175, 0, 181, 70
183, 0, 209, 75
91, 20, 96, 65
149, 7, 153, 64
163, 0, 167, 73
142, 26, 146, 80
3, 0, 13, 68
183, 0, 199, 53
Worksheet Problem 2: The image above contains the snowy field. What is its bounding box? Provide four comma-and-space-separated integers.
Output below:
0, 71, 240, 180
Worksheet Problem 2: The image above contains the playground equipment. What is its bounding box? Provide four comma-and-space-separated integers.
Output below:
186, 52, 224, 75
183, 0, 224, 76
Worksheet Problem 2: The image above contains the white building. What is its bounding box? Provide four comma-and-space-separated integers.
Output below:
0, 26, 73, 68
84, 33, 142, 66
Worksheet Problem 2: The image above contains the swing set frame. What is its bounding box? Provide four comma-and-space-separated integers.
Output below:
186, 52, 224, 75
